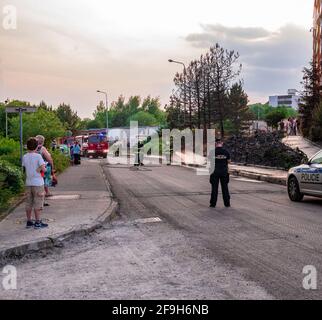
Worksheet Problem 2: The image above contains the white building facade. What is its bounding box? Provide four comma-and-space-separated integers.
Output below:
269, 89, 300, 110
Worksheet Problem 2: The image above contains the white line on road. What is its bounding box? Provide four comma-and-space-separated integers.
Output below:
133, 217, 162, 224
48, 195, 81, 200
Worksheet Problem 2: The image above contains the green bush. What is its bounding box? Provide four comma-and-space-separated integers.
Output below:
0, 160, 24, 193
52, 150, 70, 173
0, 160, 24, 210
0, 137, 20, 155
0, 137, 21, 167
0, 150, 21, 167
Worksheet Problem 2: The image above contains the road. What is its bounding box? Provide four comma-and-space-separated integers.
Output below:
1, 159, 322, 300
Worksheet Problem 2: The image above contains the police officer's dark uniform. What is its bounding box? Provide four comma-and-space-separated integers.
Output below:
135, 140, 144, 166
209, 140, 231, 208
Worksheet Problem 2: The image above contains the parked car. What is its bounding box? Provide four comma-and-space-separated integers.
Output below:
287, 150, 322, 201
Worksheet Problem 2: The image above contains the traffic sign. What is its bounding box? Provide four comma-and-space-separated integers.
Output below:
5, 107, 37, 113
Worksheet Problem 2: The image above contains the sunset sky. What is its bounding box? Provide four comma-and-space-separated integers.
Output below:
0, 0, 314, 118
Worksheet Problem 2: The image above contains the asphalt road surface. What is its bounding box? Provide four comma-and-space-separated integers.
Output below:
1, 160, 322, 300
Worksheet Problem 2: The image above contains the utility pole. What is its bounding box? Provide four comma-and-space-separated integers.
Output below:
169, 59, 187, 128
4, 99, 9, 138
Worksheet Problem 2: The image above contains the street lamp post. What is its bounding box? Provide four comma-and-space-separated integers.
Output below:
168, 59, 187, 128
4, 99, 9, 138
96, 90, 108, 136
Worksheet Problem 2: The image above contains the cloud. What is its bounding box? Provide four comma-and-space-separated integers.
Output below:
185, 24, 312, 101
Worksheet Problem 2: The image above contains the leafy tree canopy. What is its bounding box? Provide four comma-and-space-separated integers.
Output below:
9, 108, 65, 145
56, 103, 81, 131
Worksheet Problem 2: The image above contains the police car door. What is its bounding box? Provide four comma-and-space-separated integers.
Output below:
303, 151, 322, 195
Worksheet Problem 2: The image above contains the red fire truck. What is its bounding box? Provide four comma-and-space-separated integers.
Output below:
58, 130, 109, 158
87, 132, 109, 158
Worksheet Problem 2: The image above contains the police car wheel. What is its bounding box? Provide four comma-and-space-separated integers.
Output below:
288, 176, 304, 202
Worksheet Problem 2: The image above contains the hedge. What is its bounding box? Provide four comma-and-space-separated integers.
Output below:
0, 160, 24, 210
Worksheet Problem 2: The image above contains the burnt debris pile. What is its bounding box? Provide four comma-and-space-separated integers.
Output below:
224, 132, 307, 170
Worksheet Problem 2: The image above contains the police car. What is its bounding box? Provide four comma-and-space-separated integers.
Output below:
287, 150, 322, 202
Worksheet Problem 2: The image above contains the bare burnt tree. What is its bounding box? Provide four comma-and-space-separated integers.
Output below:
208, 44, 242, 138
169, 43, 243, 137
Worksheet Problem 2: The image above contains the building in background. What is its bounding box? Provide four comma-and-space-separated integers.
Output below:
269, 89, 300, 109
314, 0, 322, 89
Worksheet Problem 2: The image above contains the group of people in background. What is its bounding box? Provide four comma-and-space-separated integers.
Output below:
279, 117, 300, 136
52, 138, 82, 166
22, 135, 57, 229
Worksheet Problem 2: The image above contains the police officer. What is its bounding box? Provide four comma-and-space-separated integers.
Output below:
209, 138, 231, 208
134, 139, 145, 167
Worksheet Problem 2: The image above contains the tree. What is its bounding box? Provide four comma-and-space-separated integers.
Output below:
9, 109, 65, 145
299, 60, 320, 138
86, 119, 104, 129
38, 101, 53, 112
226, 82, 252, 135
310, 103, 322, 141
56, 103, 80, 132
209, 44, 242, 137
93, 101, 108, 129
249, 103, 272, 121
109, 97, 128, 127
169, 43, 242, 136
127, 96, 141, 116
165, 101, 183, 130
127, 111, 158, 126
77, 118, 92, 130
93, 101, 106, 117
0, 103, 5, 137
142, 96, 158, 114
265, 109, 287, 129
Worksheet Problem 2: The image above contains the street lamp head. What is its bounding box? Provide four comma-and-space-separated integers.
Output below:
168, 59, 174, 63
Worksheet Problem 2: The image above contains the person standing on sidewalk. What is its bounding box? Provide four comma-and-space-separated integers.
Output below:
209, 138, 231, 208
22, 138, 49, 229
72, 141, 81, 165
36, 135, 56, 198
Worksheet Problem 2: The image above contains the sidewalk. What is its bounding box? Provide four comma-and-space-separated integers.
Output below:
282, 135, 321, 159
0, 159, 118, 261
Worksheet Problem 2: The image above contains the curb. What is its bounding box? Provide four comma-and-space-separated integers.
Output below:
0, 200, 119, 263
181, 163, 287, 186
0, 163, 119, 263
229, 169, 287, 186
302, 137, 322, 150
0, 194, 26, 223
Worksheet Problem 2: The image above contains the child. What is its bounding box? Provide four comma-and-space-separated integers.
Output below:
22, 137, 49, 229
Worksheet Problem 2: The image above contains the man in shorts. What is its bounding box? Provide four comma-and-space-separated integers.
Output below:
22, 137, 49, 229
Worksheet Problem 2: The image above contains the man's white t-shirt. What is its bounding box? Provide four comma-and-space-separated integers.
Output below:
22, 152, 45, 187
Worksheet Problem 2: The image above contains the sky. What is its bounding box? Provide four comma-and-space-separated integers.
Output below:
0, 0, 314, 118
